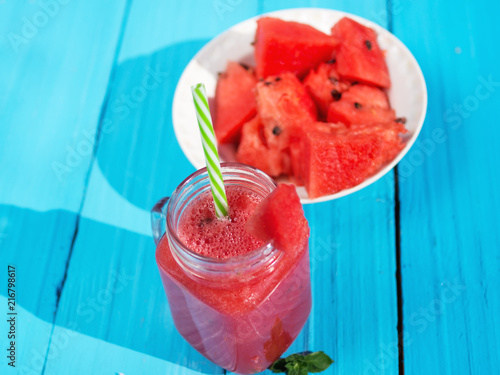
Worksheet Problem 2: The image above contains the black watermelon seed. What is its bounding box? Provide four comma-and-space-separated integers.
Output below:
331, 89, 342, 101
275, 77, 281, 82
354, 102, 362, 109
264, 81, 272, 86
272, 126, 282, 135
395, 117, 407, 124
365, 40, 372, 50
239, 62, 250, 70
327, 58, 337, 64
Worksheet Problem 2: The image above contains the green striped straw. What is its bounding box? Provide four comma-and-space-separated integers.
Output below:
191, 83, 229, 219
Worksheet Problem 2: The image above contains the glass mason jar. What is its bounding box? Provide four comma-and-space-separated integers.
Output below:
151, 163, 311, 374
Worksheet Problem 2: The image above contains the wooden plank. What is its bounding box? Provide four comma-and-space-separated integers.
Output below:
255, 1, 400, 374
0, 295, 55, 374
0, 0, 126, 212
39, 325, 212, 375
0, 0, 128, 373
117, 0, 262, 64
304, 180, 399, 375
394, 0, 500, 373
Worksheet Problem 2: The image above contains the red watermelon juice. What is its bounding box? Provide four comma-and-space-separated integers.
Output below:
152, 163, 311, 374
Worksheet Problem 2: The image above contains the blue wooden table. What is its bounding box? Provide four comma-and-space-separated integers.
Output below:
1, 1, 499, 374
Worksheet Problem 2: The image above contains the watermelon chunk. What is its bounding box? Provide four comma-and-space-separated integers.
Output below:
289, 122, 348, 185
256, 72, 317, 152
236, 115, 287, 177
296, 123, 406, 198
327, 83, 394, 125
255, 17, 338, 79
246, 184, 309, 253
302, 62, 351, 119
331, 17, 391, 88
214, 61, 257, 143
341, 84, 390, 109
327, 98, 395, 125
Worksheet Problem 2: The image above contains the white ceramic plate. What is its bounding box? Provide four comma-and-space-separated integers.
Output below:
172, 8, 427, 204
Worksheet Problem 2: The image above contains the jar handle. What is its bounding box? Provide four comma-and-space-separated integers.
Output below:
151, 197, 170, 246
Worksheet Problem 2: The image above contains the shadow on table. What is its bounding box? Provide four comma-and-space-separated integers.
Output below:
95, 39, 209, 213
0, 204, 222, 374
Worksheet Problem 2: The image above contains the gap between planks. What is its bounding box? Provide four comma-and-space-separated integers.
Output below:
394, 167, 405, 375
386, 0, 405, 373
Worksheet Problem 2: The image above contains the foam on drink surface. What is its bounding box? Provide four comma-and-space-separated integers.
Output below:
177, 186, 265, 259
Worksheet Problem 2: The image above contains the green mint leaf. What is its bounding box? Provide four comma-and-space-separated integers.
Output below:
269, 358, 287, 373
303, 351, 334, 373
285, 354, 306, 364
285, 362, 308, 375
269, 351, 334, 374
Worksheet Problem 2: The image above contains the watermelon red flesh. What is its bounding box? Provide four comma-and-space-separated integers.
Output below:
256, 72, 317, 152
302, 62, 351, 119
236, 115, 287, 177
331, 17, 391, 88
327, 100, 395, 125
341, 84, 390, 109
255, 17, 338, 79
298, 123, 406, 198
214, 61, 257, 143
370, 122, 408, 161
289, 122, 348, 185
246, 184, 309, 253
